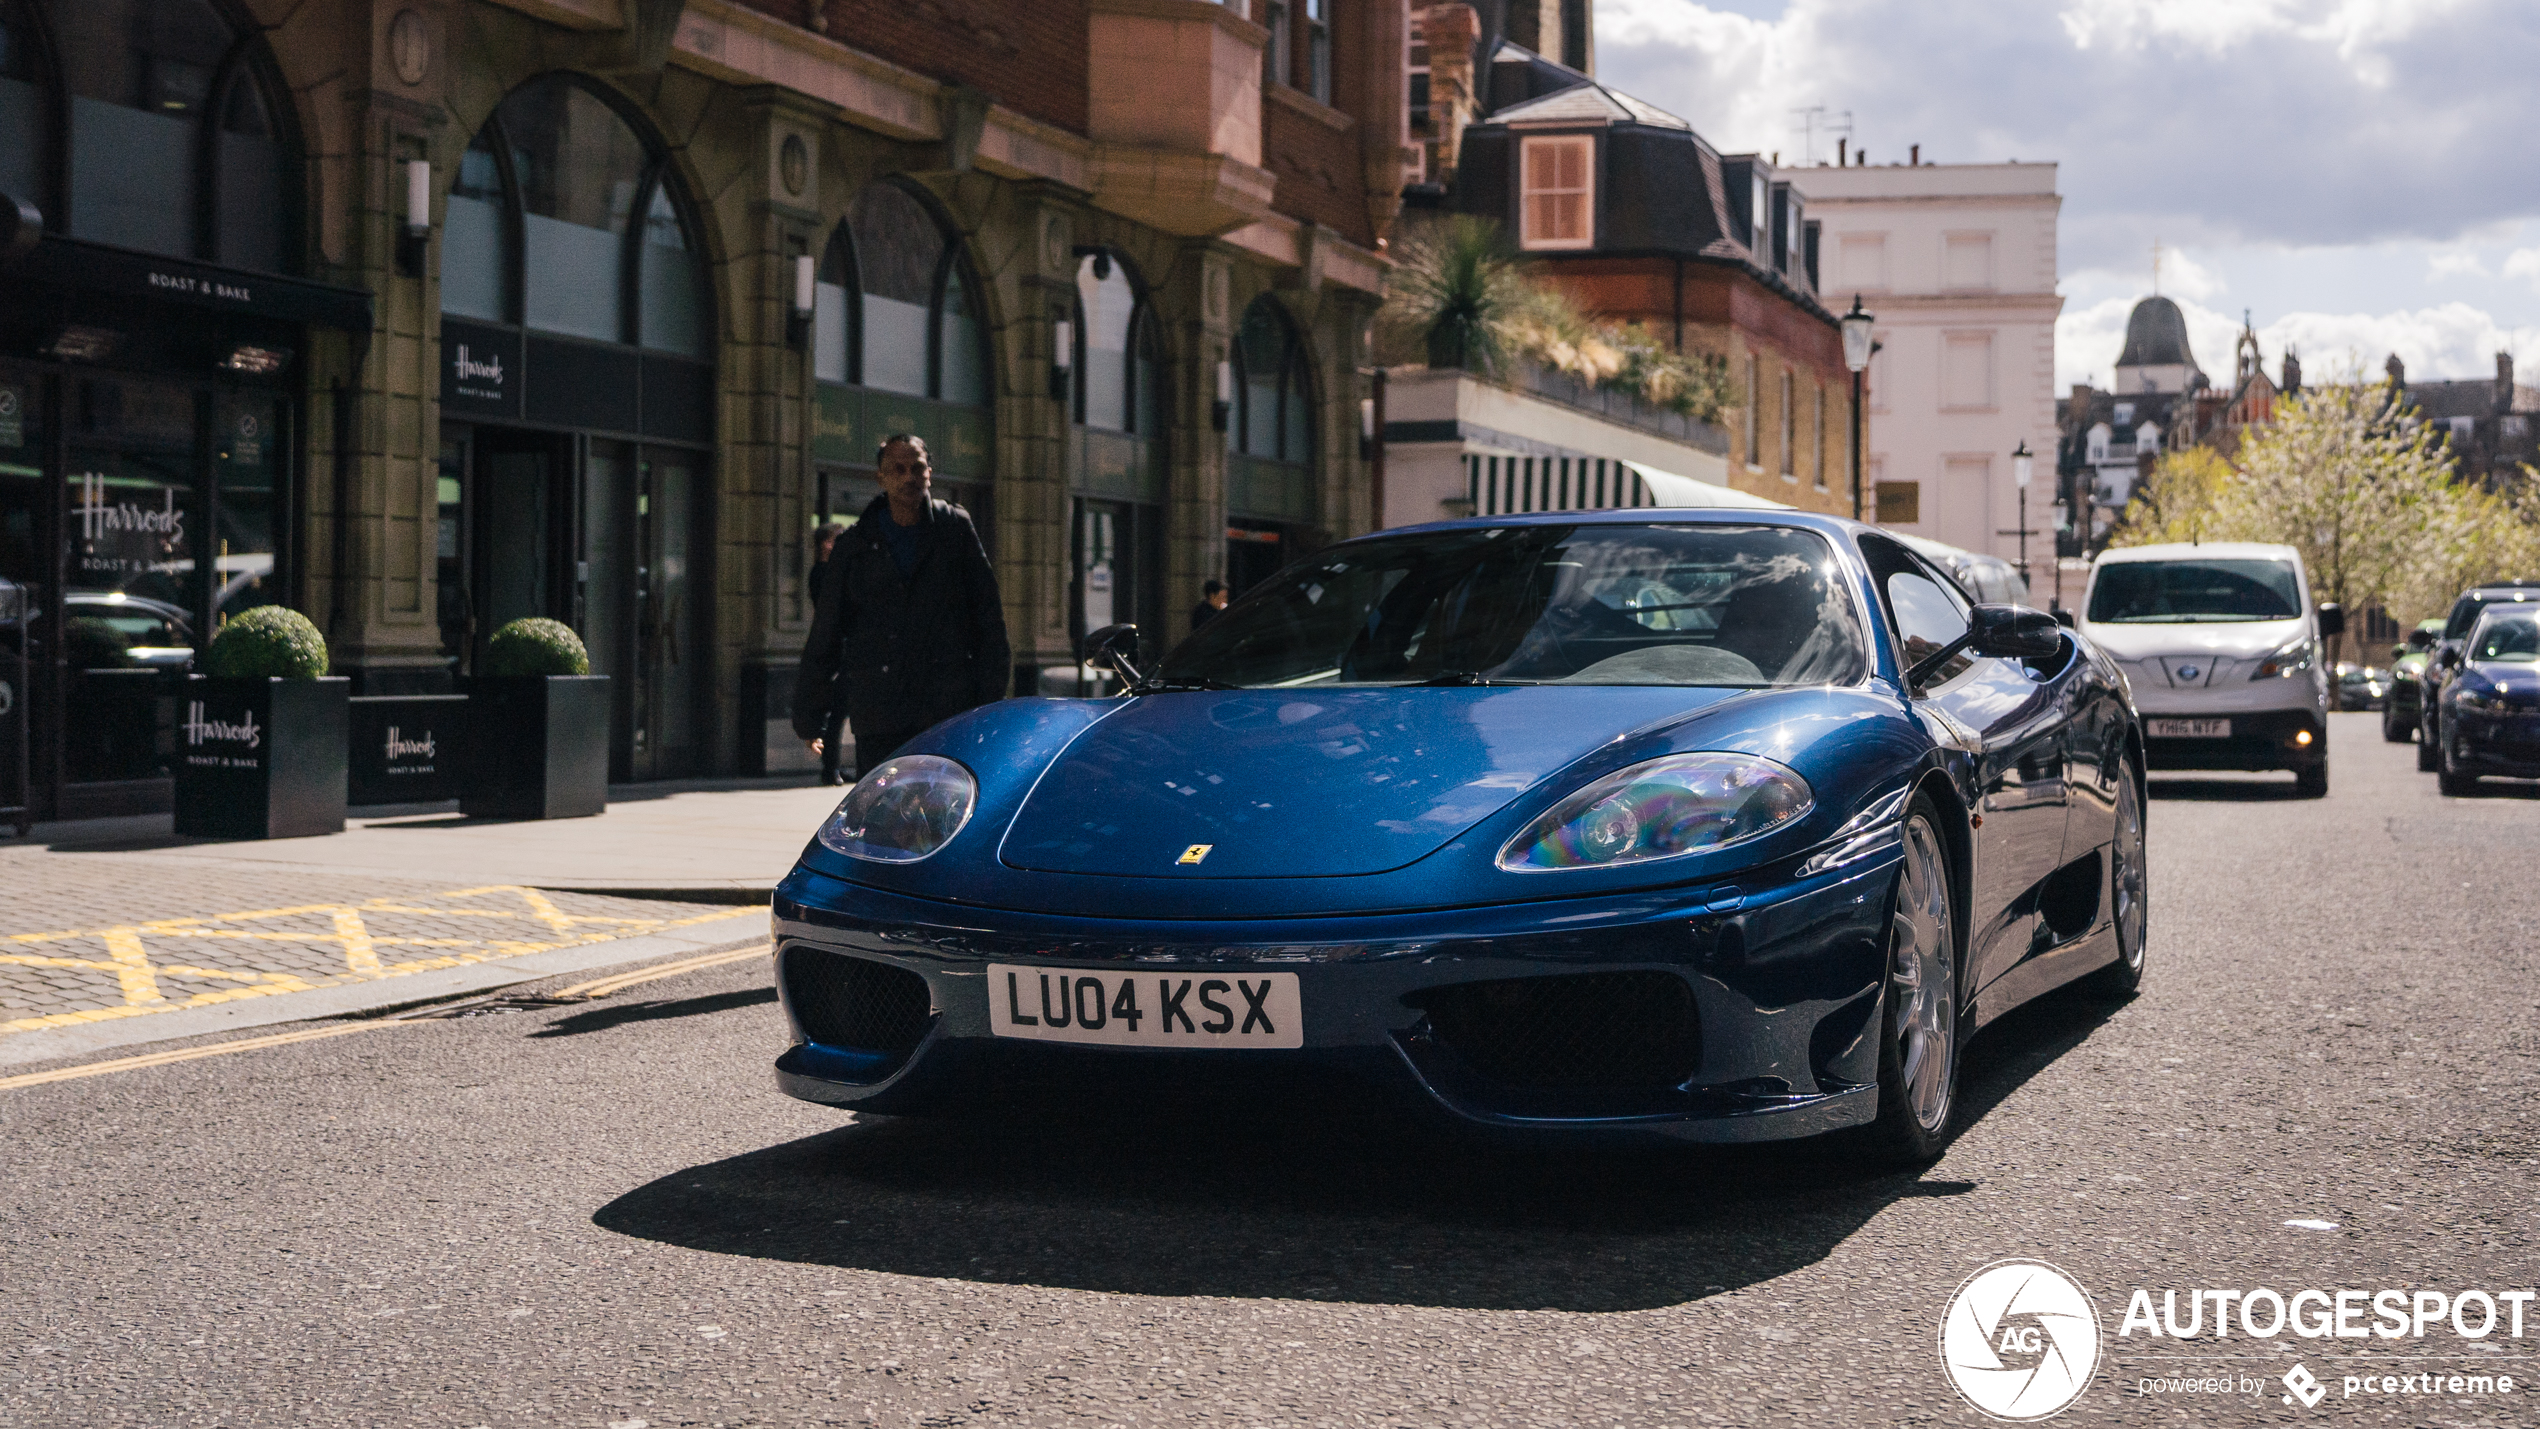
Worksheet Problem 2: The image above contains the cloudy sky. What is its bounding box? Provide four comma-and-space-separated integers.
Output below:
1593, 0, 2540, 392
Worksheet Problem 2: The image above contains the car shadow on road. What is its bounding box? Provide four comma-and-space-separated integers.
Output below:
2145, 776, 2308, 802
591, 984, 2121, 1312
529, 987, 777, 1038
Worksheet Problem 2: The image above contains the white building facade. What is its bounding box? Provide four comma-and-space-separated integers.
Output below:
1796, 162, 2062, 565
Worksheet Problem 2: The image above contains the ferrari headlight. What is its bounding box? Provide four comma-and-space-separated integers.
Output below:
2252, 638, 2314, 679
1497, 752, 1813, 873
816, 755, 977, 863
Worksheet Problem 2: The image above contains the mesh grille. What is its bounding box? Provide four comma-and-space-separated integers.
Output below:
782, 948, 933, 1053
1412, 971, 1701, 1091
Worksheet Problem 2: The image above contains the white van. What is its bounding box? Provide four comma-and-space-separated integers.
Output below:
2079, 542, 2343, 797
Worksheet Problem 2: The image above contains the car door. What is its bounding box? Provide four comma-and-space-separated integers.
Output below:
1861, 536, 2071, 996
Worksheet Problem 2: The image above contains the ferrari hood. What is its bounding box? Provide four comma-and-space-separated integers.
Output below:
997, 686, 1734, 879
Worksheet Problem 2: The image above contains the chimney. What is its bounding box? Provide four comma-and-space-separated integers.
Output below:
2384, 352, 2406, 389
2281, 348, 2301, 393
2499, 350, 2516, 414
1422, 5, 1481, 183
1837, 137, 1846, 165
1909, 143, 1920, 166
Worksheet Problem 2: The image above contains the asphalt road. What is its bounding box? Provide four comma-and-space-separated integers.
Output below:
3, 712, 2533, 1428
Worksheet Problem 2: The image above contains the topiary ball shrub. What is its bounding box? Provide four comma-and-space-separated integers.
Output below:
482, 617, 590, 677
203, 605, 329, 680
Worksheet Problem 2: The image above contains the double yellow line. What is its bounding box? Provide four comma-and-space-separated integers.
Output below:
0, 943, 771, 1093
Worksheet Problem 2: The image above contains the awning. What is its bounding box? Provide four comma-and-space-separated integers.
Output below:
1621, 461, 1793, 510
8, 234, 374, 332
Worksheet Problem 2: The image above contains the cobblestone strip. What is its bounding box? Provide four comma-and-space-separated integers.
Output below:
0, 885, 759, 1037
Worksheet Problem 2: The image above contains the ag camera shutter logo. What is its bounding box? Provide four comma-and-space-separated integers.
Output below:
1940, 1259, 2102, 1420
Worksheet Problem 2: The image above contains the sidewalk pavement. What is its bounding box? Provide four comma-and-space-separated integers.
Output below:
0, 779, 844, 1067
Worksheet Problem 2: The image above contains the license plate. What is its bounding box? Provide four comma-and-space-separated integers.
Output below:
2147, 718, 2231, 738
986, 964, 1303, 1049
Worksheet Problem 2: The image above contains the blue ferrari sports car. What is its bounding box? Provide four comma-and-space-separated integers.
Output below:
770, 512, 2147, 1160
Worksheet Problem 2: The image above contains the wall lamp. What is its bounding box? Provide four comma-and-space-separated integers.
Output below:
788, 252, 815, 351
396, 158, 430, 277
1051, 317, 1074, 400
1358, 396, 1377, 460
1212, 359, 1233, 432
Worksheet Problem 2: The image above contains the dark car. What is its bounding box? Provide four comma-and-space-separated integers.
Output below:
768, 513, 2147, 1164
2434, 607, 2540, 793
2334, 663, 2387, 712
2420, 584, 2540, 771
2383, 619, 2444, 742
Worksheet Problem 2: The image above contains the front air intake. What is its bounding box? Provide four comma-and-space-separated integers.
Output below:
781, 948, 933, 1057
1409, 971, 1702, 1092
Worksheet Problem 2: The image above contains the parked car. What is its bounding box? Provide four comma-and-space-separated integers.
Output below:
2383, 618, 2444, 742
770, 512, 2146, 1162
64, 591, 197, 670
2433, 606, 2540, 794
2334, 663, 2388, 711
2418, 583, 2540, 772
1896, 533, 2032, 607
2078, 542, 2341, 797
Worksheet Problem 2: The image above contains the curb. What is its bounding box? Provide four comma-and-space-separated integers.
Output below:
0, 913, 771, 1069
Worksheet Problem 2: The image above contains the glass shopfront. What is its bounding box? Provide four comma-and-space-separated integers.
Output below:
0, 0, 358, 820
436, 74, 716, 782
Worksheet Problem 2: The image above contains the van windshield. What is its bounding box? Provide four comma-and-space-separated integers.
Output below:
2087, 559, 2302, 624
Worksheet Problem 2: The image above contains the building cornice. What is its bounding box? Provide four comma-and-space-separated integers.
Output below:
1847, 292, 2066, 315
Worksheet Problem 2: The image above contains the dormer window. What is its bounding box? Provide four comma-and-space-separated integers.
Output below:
2113, 402, 2134, 425
2088, 422, 2111, 461
1752, 172, 1769, 250
1520, 136, 1593, 250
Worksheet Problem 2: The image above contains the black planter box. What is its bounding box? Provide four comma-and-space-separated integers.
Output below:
462, 675, 608, 820
348, 694, 469, 805
173, 676, 350, 840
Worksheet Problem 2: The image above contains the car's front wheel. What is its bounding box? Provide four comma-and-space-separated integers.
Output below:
2438, 732, 2479, 796
2417, 713, 2442, 770
2382, 705, 2412, 743
1862, 797, 1960, 1165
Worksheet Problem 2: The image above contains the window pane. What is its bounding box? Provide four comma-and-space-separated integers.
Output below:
212, 394, 278, 620
62, 0, 233, 257
1237, 302, 1285, 456
0, 372, 44, 588
1282, 355, 1311, 463
851, 184, 943, 396
1133, 316, 1159, 437
440, 132, 509, 321
636, 185, 705, 356
506, 78, 646, 343
0, 0, 47, 209
938, 265, 985, 406
70, 99, 195, 255
1076, 255, 1134, 430
815, 224, 854, 383
215, 81, 283, 272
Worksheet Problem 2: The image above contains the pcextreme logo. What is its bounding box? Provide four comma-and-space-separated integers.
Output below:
1939, 1259, 2102, 1421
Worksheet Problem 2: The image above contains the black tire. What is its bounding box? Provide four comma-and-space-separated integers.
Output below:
2083, 761, 2148, 1000
2438, 734, 2478, 796
2417, 715, 2441, 771
2295, 762, 2328, 798
1860, 796, 1962, 1166
2382, 707, 2411, 743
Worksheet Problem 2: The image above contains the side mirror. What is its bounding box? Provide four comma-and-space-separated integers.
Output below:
1081, 623, 1144, 684
1970, 603, 2064, 660
2436, 645, 2462, 671
2051, 608, 2076, 628
2315, 602, 2345, 638
2391, 644, 2408, 661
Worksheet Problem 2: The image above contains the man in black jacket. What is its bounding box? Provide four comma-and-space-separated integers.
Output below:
794, 435, 1010, 779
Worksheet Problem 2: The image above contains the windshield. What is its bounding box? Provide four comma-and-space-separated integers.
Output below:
2086, 558, 2302, 624
1158, 523, 1868, 689
2449, 593, 2538, 639
2472, 615, 2540, 663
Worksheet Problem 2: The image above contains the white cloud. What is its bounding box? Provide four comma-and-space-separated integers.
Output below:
2506, 249, 2540, 293
2159, 248, 2227, 302
2427, 251, 2491, 282
2059, 296, 2537, 392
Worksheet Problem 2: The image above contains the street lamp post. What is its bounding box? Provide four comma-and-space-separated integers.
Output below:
1840, 296, 1875, 520
2011, 440, 2034, 588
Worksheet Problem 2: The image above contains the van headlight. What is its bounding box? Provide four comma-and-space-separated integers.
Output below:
1498, 752, 1812, 872
2252, 638, 2314, 679
816, 755, 977, 863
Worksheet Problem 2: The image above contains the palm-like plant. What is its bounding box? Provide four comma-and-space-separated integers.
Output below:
1377, 215, 1541, 373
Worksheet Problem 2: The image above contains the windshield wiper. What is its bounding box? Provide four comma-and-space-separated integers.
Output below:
1410, 669, 1504, 686
1129, 675, 1241, 694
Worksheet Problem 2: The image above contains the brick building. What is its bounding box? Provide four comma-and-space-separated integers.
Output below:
0, 0, 1407, 818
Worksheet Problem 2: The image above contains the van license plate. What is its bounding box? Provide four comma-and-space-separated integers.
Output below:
987, 965, 1303, 1049
2148, 718, 2231, 738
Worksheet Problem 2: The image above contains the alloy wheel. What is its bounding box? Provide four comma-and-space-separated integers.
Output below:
2113, 769, 2147, 968
1890, 815, 1957, 1134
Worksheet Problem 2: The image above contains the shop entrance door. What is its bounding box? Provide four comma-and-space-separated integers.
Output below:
587, 441, 703, 781
468, 428, 573, 673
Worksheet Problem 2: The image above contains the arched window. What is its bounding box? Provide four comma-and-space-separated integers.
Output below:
1072, 251, 1160, 435
0, 0, 294, 270
439, 74, 709, 359
1231, 297, 1313, 465
820, 182, 984, 401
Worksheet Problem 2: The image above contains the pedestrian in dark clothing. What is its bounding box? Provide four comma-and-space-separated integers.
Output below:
806, 521, 850, 784
794, 436, 1010, 780
1190, 578, 1228, 635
